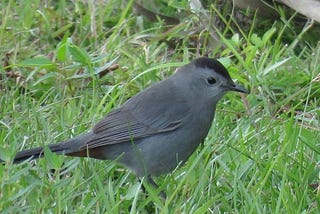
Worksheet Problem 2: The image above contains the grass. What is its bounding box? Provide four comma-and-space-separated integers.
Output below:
0, 0, 319, 213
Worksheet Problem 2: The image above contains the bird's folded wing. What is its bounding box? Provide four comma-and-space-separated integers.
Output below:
81, 80, 190, 149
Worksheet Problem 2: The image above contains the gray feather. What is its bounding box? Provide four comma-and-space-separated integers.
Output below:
82, 78, 190, 149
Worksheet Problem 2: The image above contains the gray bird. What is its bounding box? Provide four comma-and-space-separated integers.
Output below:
4, 57, 248, 187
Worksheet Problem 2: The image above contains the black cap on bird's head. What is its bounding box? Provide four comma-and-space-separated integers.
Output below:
191, 57, 249, 94
193, 57, 232, 80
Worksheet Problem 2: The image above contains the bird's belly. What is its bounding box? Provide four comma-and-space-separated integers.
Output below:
125, 127, 208, 176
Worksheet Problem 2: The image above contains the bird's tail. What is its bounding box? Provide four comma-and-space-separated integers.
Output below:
12, 142, 69, 164
2, 132, 92, 164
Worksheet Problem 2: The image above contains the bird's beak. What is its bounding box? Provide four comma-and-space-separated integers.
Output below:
228, 83, 249, 94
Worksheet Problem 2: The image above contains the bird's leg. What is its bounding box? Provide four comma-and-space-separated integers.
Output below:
138, 177, 147, 194
146, 175, 167, 199
138, 176, 167, 199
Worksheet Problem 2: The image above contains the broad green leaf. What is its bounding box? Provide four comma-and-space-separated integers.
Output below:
56, 33, 70, 62
68, 44, 91, 65
43, 146, 64, 170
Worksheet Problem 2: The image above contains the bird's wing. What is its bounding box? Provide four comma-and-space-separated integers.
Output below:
82, 79, 190, 149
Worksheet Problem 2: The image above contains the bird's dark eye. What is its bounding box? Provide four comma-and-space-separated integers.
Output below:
207, 77, 216, 85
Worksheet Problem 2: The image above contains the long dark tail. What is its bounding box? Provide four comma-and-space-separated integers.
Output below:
13, 142, 72, 163
5, 132, 93, 164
